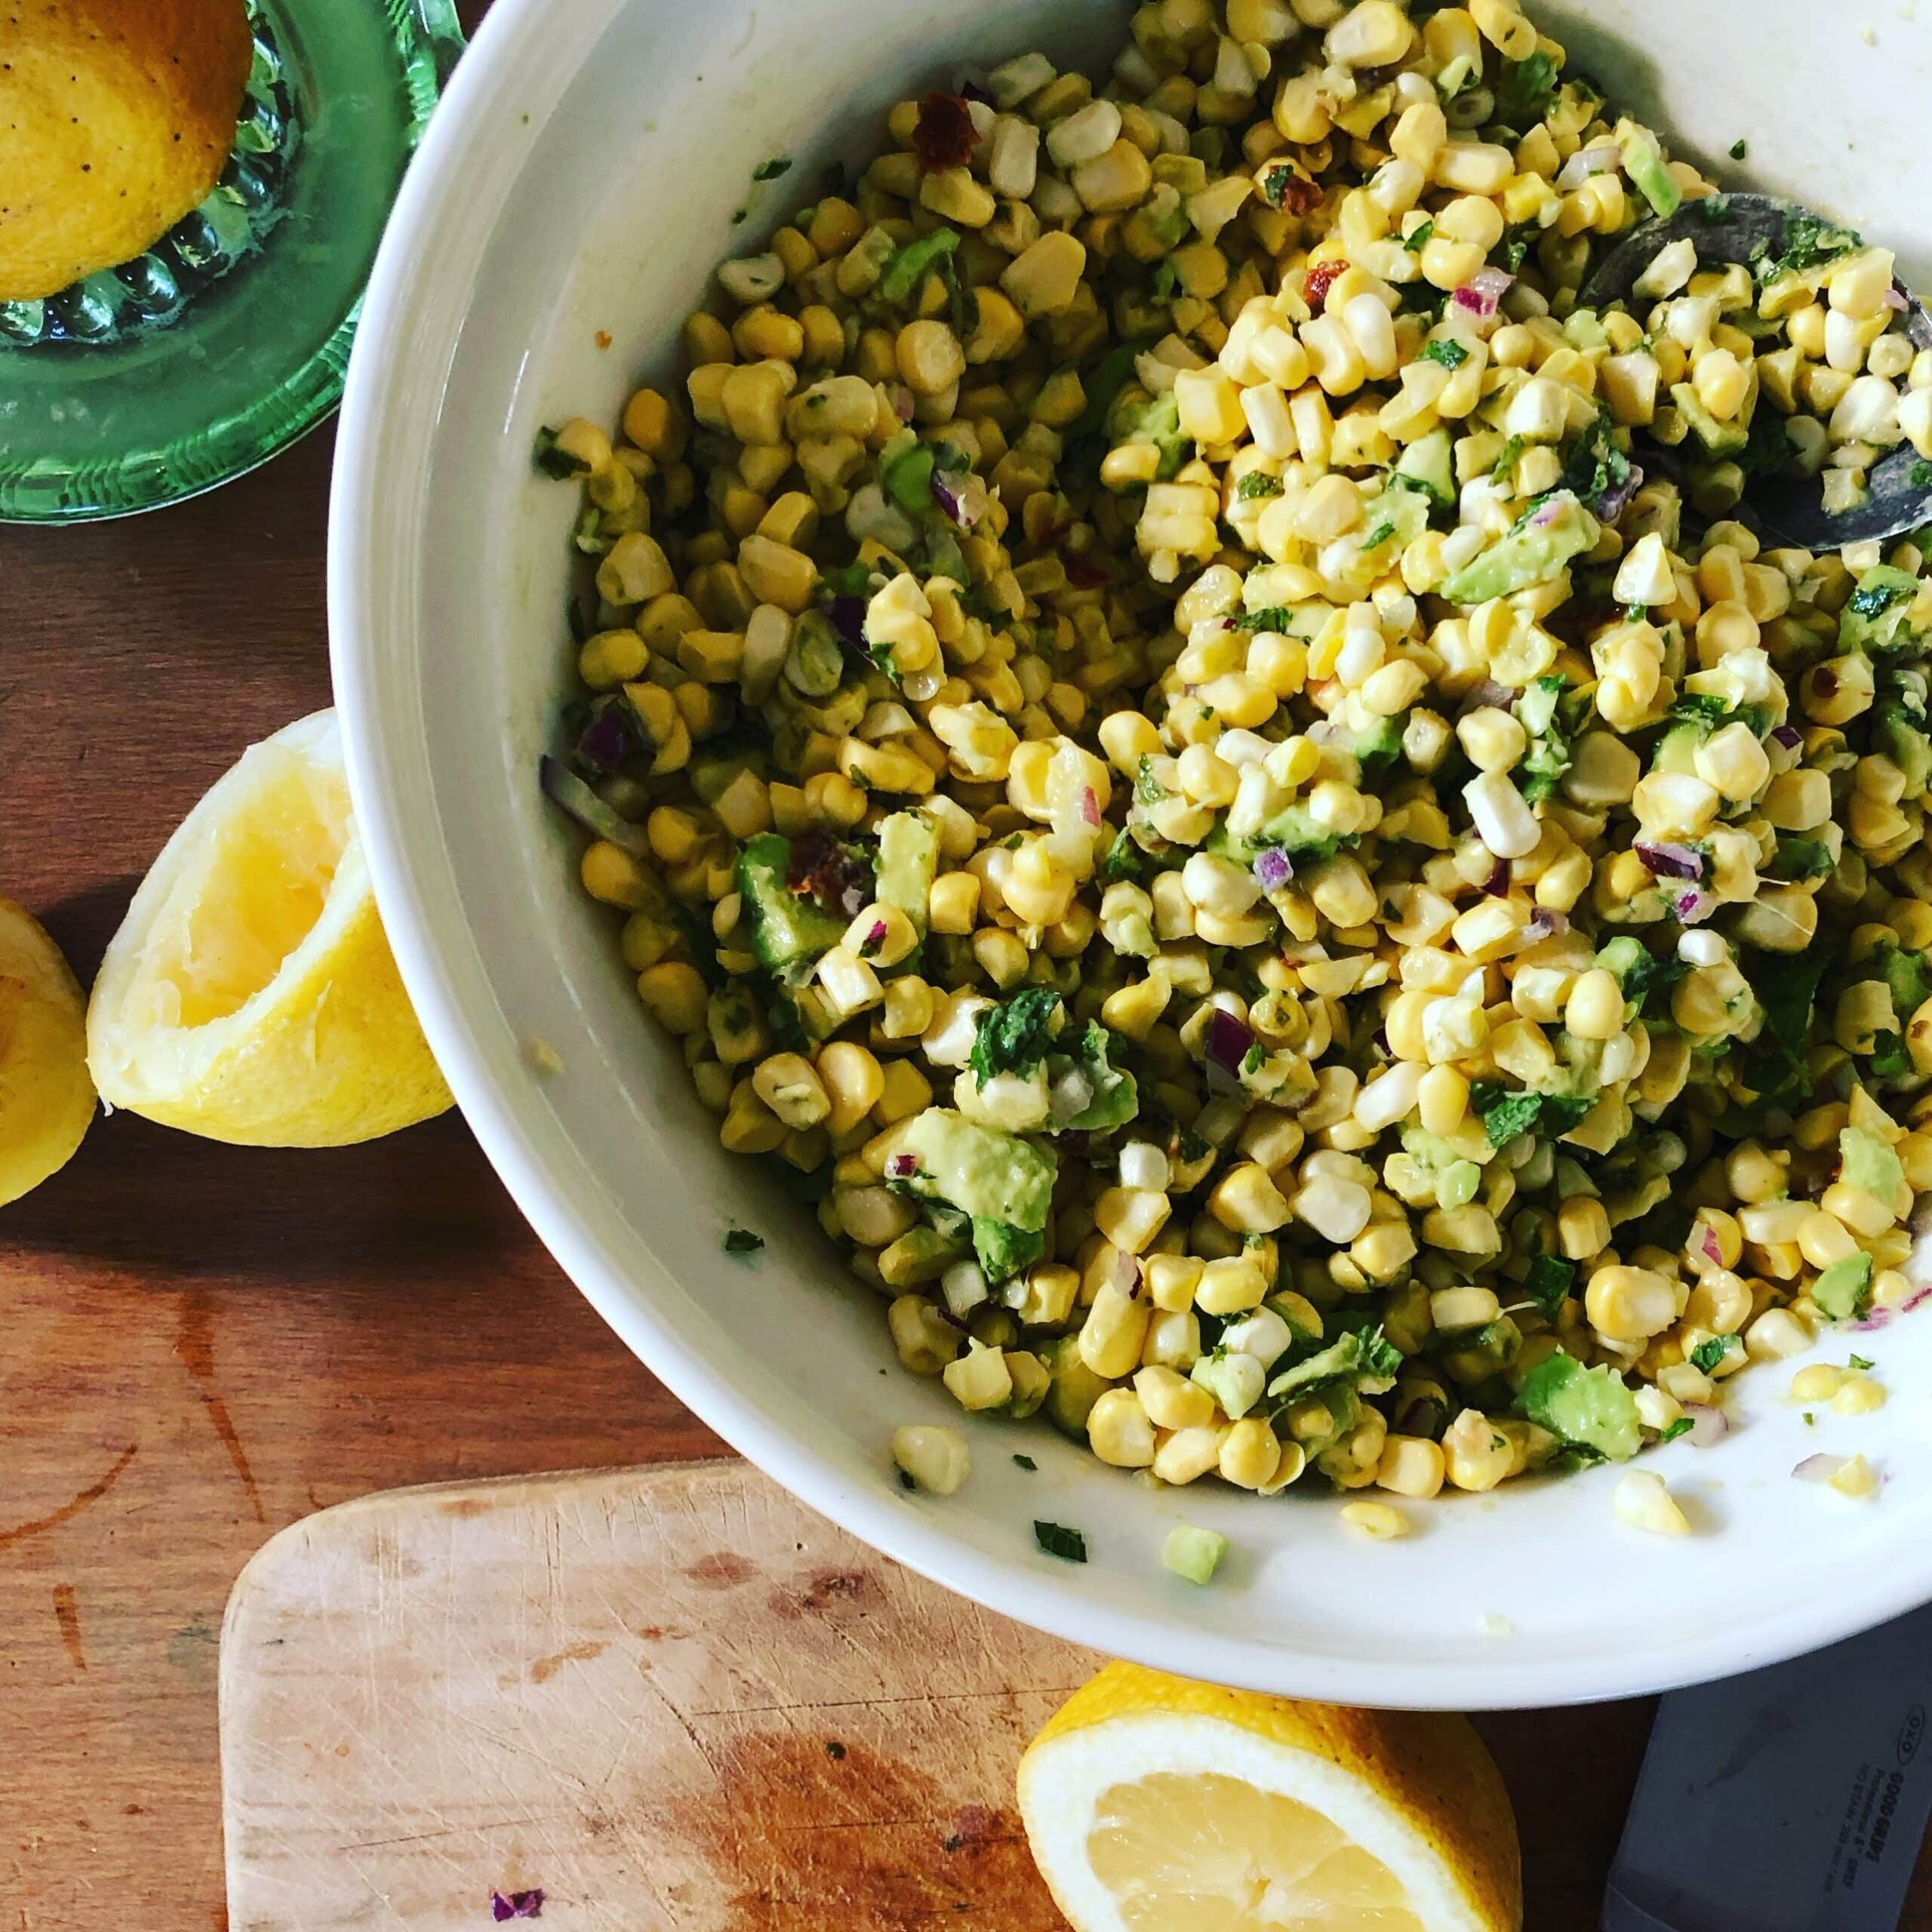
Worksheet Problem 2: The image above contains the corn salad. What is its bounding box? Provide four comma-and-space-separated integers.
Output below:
537, 0, 1932, 1509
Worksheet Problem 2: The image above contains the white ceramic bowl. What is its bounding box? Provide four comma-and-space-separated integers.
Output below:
333, 0, 1932, 1708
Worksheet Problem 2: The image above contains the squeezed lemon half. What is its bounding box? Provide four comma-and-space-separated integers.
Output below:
1018, 1663, 1521, 1932
0, 897, 95, 1204
86, 710, 450, 1146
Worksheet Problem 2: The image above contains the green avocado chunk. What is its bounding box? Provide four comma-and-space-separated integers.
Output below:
1515, 1352, 1641, 1462
1439, 491, 1596, 603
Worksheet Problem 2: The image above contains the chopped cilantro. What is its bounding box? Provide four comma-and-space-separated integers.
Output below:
1491, 50, 1559, 129
1034, 1520, 1088, 1563
724, 1228, 765, 1255
1849, 1354, 1875, 1373
1136, 753, 1170, 803
751, 155, 793, 181
1229, 605, 1294, 631
1660, 1416, 1694, 1443
1870, 1030, 1913, 1081
1241, 1042, 1266, 1076
1012, 1454, 1038, 1471
1521, 1254, 1579, 1316
1770, 836, 1835, 882
1728, 138, 1748, 160
1850, 577, 1912, 620
532, 426, 590, 480
1764, 210, 1860, 278
1236, 469, 1284, 500
969, 987, 1064, 1086
1668, 692, 1734, 726
1364, 519, 1397, 549
1403, 218, 1435, 254
1470, 1084, 1595, 1147
1499, 220, 1541, 272
1914, 460, 1932, 490
1151, 259, 1181, 306
1689, 1335, 1737, 1374
1560, 411, 1631, 506
1697, 196, 1734, 226
1101, 828, 1147, 882
1420, 337, 1469, 369
1491, 434, 1525, 482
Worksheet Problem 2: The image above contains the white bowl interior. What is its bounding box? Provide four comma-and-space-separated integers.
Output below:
334, 0, 1932, 1706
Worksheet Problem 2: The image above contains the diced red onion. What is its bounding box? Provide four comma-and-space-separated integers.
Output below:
1451, 267, 1515, 318
1770, 723, 1803, 749
1464, 677, 1516, 714
866, 918, 888, 949
1635, 841, 1706, 882
1254, 847, 1294, 891
1204, 1008, 1257, 1089
1700, 1225, 1724, 1269
1685, 1404, 1727, 1448
1080, 786, 1102, 829
1903, 1282, 1932, 1311
1887, 285, 1910, 311
887, 1152, 918, 1180
1112, 1247, 1143, 1298
1850, 1309, 1891, 1334
1592, 462, 1643, 525
931, 465, 987, 531
1792, 1453, 1846, 1484
887, 383, 915, 423
1530, 496, 1566, 528
1481, 857, 1509, 897
1676, 889, 1714, 925
828, 594, 867, 652
1524, 909, 1568, 940
491, 1892, 545, 1922
539, 755, 652, 854
1556, 140, 1621, 190
574, 700, 640, 774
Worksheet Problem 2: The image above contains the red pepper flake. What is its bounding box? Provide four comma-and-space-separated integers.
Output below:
912, 91, 980, 172
1260, 162, 1321, 216
1303, 260, 1343, 314
593, 329, 612, 350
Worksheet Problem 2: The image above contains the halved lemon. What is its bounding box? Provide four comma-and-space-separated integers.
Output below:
0, 897, 96, 1204
86, 709, 451, 1146
1018, 1663, 1521, 1932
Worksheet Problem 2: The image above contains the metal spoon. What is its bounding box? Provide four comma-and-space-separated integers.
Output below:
1577, 192, 1932, 548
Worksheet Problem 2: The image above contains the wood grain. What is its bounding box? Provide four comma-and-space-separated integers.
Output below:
221, 1462, 1092, 1930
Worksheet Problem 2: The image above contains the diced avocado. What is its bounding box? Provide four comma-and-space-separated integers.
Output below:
1877, 943, 1932, 1022
971, 1217, 1045, 1283
1192, 1348, 1266, 1420
1812, 1252, 1874, 1321
1516, 675, 1564, 739
875, 810, 938, 936
1265, 1324, 1401, 1403
1515, 1352, 1641, 1462
1652, 720, 1706, 776
1162, 1524, 1229, 1585
1358, 482, 1431, 557
1840, 565, 1930, 657
1439, 491, 1597, 603
736, 834, 848, 982
1562, 307, 1609, 351
1621, 128, 1682, 217
1875, 700, 1932, 800
1116, 389, 1192, 481
1393, 427, 1455, 511
877, 227, 959, 306
1039, 1335, 1109, 1437
880, 437, 936, 516
1841, 1126, 1905, 1201
1352, 712, 1405, 777
1208, 802, 1345, 865
893, 1108, 1058, 1232
1054, 1023, 1140, 1133
1669, 382, 1749, 457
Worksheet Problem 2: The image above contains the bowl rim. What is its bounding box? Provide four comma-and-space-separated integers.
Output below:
330, 0, 1932, 1709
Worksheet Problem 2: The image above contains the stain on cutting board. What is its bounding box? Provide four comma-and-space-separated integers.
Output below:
221, 1461, 1094, 1930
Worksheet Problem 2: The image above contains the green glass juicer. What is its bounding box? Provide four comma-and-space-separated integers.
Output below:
0, 0, 464, 522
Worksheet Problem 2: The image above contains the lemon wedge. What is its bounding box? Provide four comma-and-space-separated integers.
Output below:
1018, 1663, 1521, 1932
0, 897, 96, 1204
86, 709, 451, 1146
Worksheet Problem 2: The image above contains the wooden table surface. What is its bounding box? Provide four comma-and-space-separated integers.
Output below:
0, 208, 1924, 1932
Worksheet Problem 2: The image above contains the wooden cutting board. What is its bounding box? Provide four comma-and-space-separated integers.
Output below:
220, 1460, 1097, 1930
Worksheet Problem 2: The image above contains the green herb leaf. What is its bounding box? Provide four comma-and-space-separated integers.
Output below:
1012, 1453, 1038, 1471
1363, 520, 1397, 549
1913, 460, 1932, 490
969, 987, 1065, 1087
1470, 1084, 1595, 1147
1101, 828, 1147, 882
1420, 337, 1470, 369
752, 155, 793, 181
1849, 1353, 1875, 1373
1765, 211, 1861, 278
1491, 50, 1559, 130
1660, 1416, 1694, 1442
1869, 1029, 1913, 1080
1236, 469, 1284, 500
1521, 1254, 1579, 1316
1229, 605, 1294, 631
1728, 138, 1748, 160
1689, 1335, 1737, 1374
532, 426, 590, 481
723, 1227, 765, 1255
1402, 218, 1435, 254
1034, 1520, 1088, 1563
1490, 434, 1525, 482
